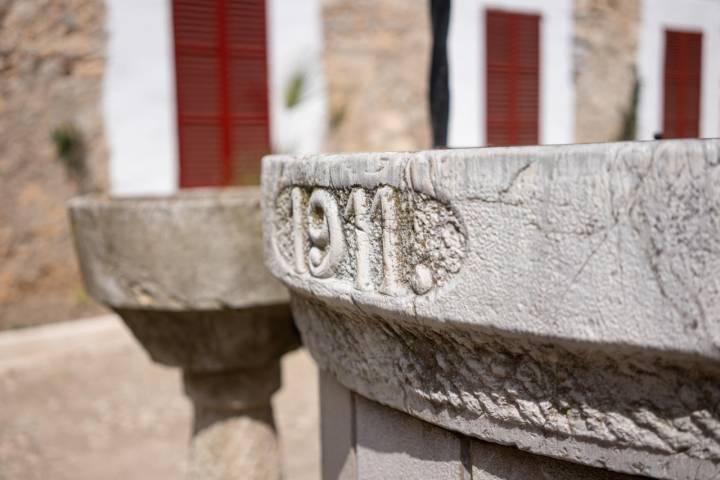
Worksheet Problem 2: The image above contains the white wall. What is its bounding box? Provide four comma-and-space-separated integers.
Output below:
637, 0, 720, 140
447, 0, 574, 147
103, 0, 178, 196
103, 0, 326, 195
268, 0, 327, 154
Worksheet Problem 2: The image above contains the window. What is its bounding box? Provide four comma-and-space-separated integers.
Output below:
173, 0, 270, 187
485, 9, 540, 146
662, 30, 702, 139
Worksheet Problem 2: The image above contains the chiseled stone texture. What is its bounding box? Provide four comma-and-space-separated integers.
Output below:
573, 0, 641, 142
262, 140, 720, 479
322, 0, 431, 152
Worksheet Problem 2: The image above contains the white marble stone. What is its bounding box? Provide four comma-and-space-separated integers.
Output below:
262, 140, 720, 479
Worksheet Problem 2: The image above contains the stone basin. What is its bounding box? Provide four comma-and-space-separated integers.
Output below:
69, 186, 297, 480
69, 187, 287, 312
262, 140, 720, 480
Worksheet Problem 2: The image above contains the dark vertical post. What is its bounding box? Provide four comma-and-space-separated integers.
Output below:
429, 0, 451, 148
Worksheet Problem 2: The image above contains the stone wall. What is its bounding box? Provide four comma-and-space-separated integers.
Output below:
323, 0, 642, 148
0, 0, 107, 328
321, 0, 432, 153
573, 0, 641, 143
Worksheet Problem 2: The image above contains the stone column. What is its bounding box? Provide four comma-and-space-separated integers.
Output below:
69, 187, 298, 480
262, 141, 720, 480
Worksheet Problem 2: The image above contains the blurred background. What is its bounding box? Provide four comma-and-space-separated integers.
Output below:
0, 0, 718, 478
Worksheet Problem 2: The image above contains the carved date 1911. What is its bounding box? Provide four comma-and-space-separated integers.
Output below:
274, 186, 465, 296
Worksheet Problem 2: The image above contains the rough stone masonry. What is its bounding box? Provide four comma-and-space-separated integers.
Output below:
263, 140, 720, 479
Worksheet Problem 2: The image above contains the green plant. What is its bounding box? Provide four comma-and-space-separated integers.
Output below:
329, 102, 348, 133
284, 70, 308, 110
275, 67, 318, 154
51, 122, 87, 184
617, 68, 640, 141
71, 283, 91, 307
275, 64, 350, 151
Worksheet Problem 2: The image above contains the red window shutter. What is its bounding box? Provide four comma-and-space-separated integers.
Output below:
663, 30, 702, 139
173, 0, 270, 188
485, 10, 540, 147
227, 0, 271, 184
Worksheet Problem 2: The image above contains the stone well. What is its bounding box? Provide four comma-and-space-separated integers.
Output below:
69, 187, 298, 480
262, 140, 720, 480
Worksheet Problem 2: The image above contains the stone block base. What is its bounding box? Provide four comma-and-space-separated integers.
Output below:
320, 373, 644, 480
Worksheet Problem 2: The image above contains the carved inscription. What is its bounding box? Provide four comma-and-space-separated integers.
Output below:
274, 186, 466, 296
307, 189, 345, 278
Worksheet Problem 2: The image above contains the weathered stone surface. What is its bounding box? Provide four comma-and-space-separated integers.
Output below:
69, 187, 288, 311
70, 188, 298, 480
118, 306, 295, 371
262, 140, 720, 479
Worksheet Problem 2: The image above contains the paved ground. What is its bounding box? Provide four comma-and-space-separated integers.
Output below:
0, 315, 319, 480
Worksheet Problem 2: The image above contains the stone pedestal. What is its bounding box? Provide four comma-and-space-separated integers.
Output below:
262, 141, 720, 480
69, 187, 298, 480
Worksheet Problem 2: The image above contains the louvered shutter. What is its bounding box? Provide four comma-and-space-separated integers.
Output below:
663, 30, 702, 139
227, 0, 270, 183
485, 10, 540, 146
173, 0, 270, 188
